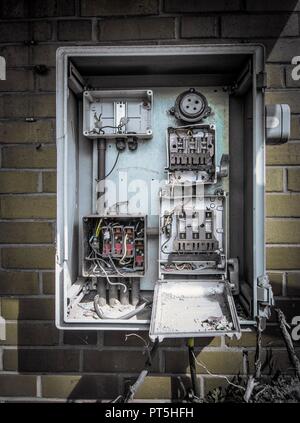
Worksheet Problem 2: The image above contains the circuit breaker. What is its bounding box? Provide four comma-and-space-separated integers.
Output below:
56, 45, 290, 339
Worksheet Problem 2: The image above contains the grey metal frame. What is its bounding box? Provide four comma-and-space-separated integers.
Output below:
56, 44, 265, 330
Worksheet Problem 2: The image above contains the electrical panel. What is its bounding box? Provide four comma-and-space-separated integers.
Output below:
56, 45, 284, 337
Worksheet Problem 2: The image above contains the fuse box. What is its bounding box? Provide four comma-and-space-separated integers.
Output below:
56, 44, 289, 338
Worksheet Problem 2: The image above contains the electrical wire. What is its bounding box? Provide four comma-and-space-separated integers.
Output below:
191, 351, 246, 391
98, 151, 120, 182
119, 233, 128, 264
97, 261, 127, 293
94, 297, 150, 320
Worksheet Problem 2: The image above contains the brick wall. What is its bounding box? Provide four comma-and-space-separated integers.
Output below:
0, 0, 300, 401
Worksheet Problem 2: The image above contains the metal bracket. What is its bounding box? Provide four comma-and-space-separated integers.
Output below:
68, 61, 85, 96
257, 274, 274, 319
227, 257, 239, 295
256, 71, 267, 90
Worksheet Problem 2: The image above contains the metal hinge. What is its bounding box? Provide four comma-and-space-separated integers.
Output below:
68, 61, 85, 95
256, 71, 267, 90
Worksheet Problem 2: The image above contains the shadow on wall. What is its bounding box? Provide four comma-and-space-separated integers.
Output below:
9, 0, 299, 402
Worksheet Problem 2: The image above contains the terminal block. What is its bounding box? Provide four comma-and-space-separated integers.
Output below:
82, 215, 146, 277
167, 125, 216, 183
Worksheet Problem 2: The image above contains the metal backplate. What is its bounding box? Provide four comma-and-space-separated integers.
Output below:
149, 279, 241, 341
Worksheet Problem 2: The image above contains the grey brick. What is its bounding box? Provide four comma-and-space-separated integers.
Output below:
266, 90, 300, 114
31, 45, 57, 66
0, 45, 29, 67
81, 0, 158, 16
99, 18, 175, 41
0, 22, 28, 42
42, 375, 119, 399
32, 21, 52, 41
286, 64, 300, 88
266, 38, 300, 63
2, 0, 75, 18
58, 20, 92, 41
83, 350, 159, 373
63, 331, 97, 345
164, 0, 240, 12
266, 64, 285, 88
181, 17, 219, 38
0, 375, 36, 396
246, 0, 300, 11
0, 94, 55, 118
0, 69, 34, 92
4, 349, 80, 372
222, 14, 299, 38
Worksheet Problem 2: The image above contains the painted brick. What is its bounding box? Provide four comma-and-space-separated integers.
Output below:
3, 349, 80, 372
42, 172, 56, 192
266, 194, 300, 217
291, 116, 300, 139
83, 350, 159, 373
267, 38, 300, 63
36, 68, 56, 92
271, 299, 300, 322
63, 331, 97, 345
0, 196, 56, 219
285, 64, 300, 88
0, 22, 29, 42
268, 272, 283, 296
81, 0, 158, 16
1, 297, 54, 320
266, 64, 285, 88
260, 349, 295, 375
266, 220, 300, 243
99, 18, 175, 41
203, 376, 228, 395
246, 1, 300, 11
42, 272, 55, 294
0, 69, 34, 92
0, 94, 55, 118
267, 143, 300, 165
288, 169, 300, 191
0, 222, 53, 244
1, 0, 27, 18
286, 273, 300, 296
164, 0, 240, 12
0, 45, 29, 67
266, 168, 283, 192
1, 0, 75, 18
266, 90, 300, 114
0, 375, 36, 396
41, 375, 119, 399
31, 45, 57, 66
2, 145, 56, 168
125, 376, 174, 399
222, 14, 298, 38
0, 120, 55, 144
109, 337, 222, 348
225, 330, 257, 347
32, 21, 53, 41
0, 271, 39, 295
2, 246, 55, 269
267, 247, 300, 269
181, 17, 218, 38
31, 0, 75, 17
104, 331, 149, 346
165, 351, 244, 374
57, 20, 92, 41
0, 322, 59, 346
0, 171, 38, 193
